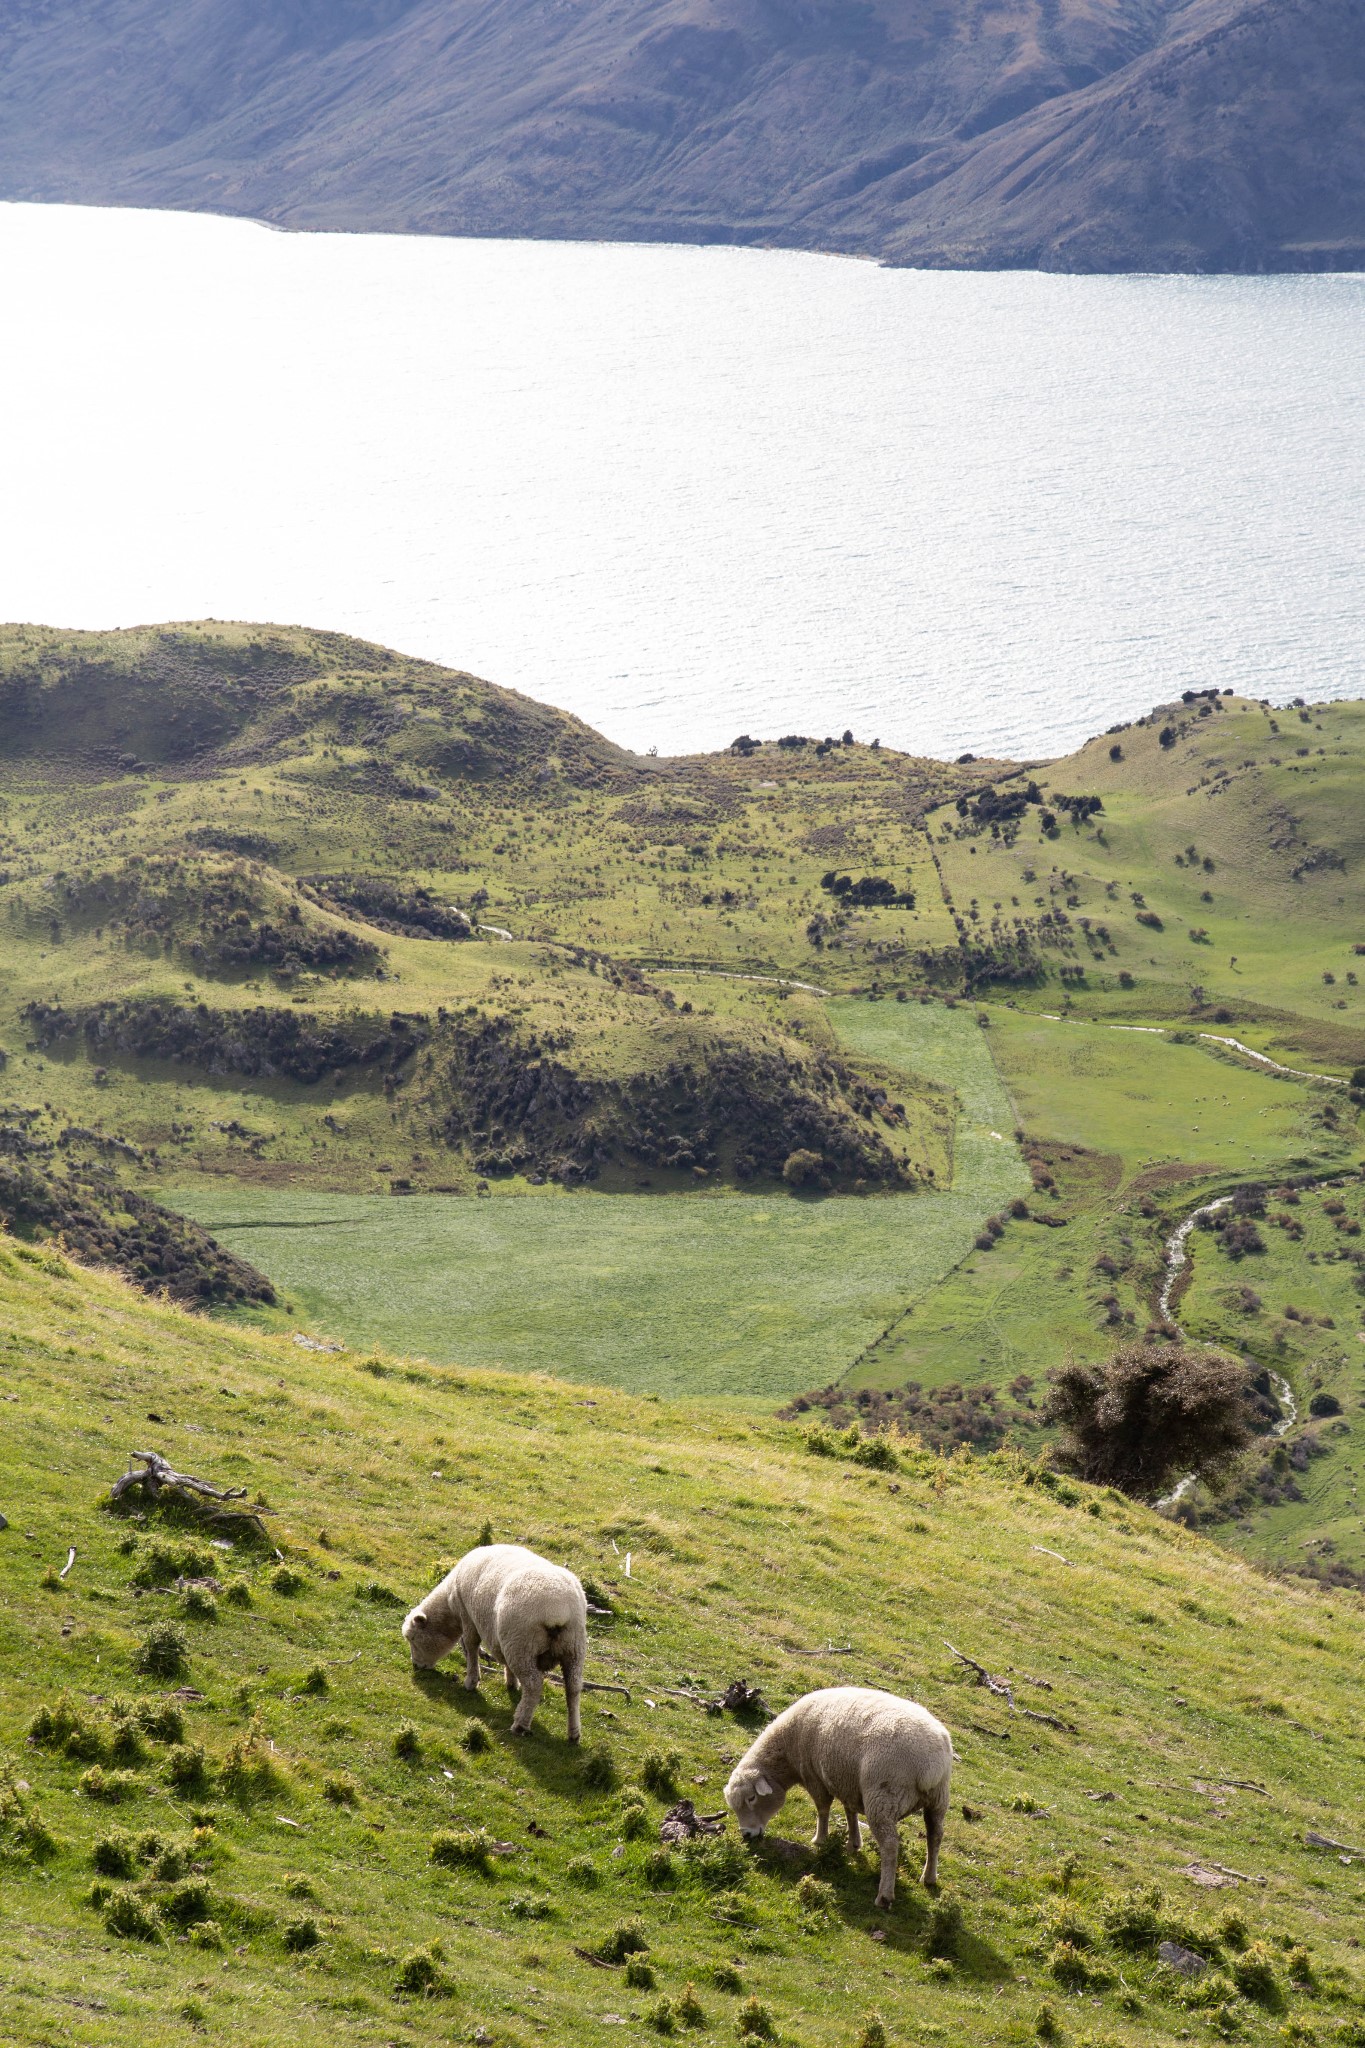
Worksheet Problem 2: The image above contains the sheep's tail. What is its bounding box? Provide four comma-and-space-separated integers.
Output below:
535, 1618, 577, 1670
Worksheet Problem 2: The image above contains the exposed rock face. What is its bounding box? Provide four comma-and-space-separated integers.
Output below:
0, 0, 1360, 272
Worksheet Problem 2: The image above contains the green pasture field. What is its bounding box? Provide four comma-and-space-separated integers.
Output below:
985, 1013, 1340, 1181
165, 1003, 1027, 1402
844, 1008, 1357, 1395
4, 1235, 1365, 2048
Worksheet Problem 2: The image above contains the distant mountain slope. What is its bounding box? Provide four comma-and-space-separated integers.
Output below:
0, 0, 1359, 271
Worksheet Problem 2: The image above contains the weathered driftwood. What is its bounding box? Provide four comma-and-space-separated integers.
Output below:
58, 1546, 76, 1581
659, 1799, 726, 1844
109, 1450, 271, 1542
944, 1641, 1077, 1734
1305, 1829, 1365, 1856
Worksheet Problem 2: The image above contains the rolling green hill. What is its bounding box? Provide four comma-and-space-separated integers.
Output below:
3, 1235, 1365, 2047
2, 625, 1363, 1580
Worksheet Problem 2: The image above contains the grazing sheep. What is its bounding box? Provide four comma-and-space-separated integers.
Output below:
402, 1543, 587, 1740
723, 1685, 952, 1906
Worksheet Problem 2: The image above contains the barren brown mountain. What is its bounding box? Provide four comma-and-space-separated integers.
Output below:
0, 0, 1359, 270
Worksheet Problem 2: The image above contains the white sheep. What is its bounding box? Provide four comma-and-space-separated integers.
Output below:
723, 1685, 952, 1905
402, 1542, 588, 1740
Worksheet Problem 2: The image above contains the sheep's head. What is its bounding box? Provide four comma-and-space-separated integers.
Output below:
723, 1760, 786, 1838
402, 1603, 459, 1669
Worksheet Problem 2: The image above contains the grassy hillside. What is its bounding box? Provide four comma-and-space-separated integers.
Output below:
4, 1237, 1365, 2047
2, 625, 1364, 1581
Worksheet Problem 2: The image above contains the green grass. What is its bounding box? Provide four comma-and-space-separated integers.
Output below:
1179, 1176, 1365, 1571
165, 1006, 1029, 1401
4, 1234, 1365, 2047
988, 1011, 1341, 1181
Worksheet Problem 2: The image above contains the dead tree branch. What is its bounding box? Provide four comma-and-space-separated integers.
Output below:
944, 1642, 1077, 1734
107, 1450, 270, 1542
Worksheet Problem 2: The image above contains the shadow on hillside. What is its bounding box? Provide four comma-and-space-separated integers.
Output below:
750, 1830, 1011, 1978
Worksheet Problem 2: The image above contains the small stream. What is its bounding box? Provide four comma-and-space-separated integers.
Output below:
1153, 1196, 1298, 1508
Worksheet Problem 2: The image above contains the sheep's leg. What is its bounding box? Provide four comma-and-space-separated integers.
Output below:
843, 1803, 862, 1852
461, 1625, 482, 1691
921, 1800, 946, 1889
509, 1664, 544, 1735
810, 1797, 832, 1849
561, 1653, 584, 1744
867, 1808, 902, 1909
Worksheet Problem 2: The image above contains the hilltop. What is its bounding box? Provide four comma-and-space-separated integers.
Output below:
1, 624, 1363, 1581
2, 1231, 1365, 2045
0, 0, 1362, 272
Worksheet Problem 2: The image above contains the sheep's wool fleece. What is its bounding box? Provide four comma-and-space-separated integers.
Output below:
757, 1686, 952, 1808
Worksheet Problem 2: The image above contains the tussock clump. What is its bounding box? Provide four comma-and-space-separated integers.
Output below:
460, 1721, 491, 1755
856, 2018, 888, 2048
392, 1721, 422, 1761
735, 1996, 776, 2039
795, 1872, 835, 1924
684, 1835, 749, 1892
506, 1895, 552, 1920
79, 1766, 140, 1803
223, 1577, 253, 1607
394, 1946, 452, 1998
132, 1620, 189, 1680
91, 1830, 139, 1879
1047, 1940, 1108, 1990
619, 1788, 650, 1838
134, 1699, 185, 1746
163, 1878, 213, 1926
625, 1955, 656, 1989
711, 1963, 744, 1993
1101, 1885, 1164, 1949
181, 1586, 218, 1622
219, 1718, 288, 1804
675, 1984, 706, 2030
298, 1664, 329, 1696
268, 1564, 305, 1596
322, 1774, 359, 1807
644, 1847, 679, 1889
596, 1920, 649, 1964
103, 1887, 163, 1941
283, 1916, 321, 1952
164, 1743, 211, 1794
430, 1829, 494, 1876
1230, 1941, 1284, 2009
581, 1743, 618, 1791
641, 1747, 683, 1799
565, 1854, 600, 1888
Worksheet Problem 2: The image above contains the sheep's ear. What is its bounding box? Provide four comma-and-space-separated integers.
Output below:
755, 1775, 773, 1798
411, 1612, 428, 1628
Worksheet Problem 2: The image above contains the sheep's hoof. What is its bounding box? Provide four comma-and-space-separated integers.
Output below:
510, 1723, 532, 1738
566, 1732, 581, 1744
875, 1894, 895, 1911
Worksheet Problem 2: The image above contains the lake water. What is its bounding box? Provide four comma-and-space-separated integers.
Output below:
1, 202, 1362, 760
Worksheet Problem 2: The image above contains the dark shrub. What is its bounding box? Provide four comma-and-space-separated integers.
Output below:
1046, 1343, 1250, 1497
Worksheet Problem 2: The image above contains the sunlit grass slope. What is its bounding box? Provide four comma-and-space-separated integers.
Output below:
930, 692, 1365, 1059
3, 1237, 1365, 2046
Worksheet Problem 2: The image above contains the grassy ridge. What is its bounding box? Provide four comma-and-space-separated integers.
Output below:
3, 1239, 1365, 2046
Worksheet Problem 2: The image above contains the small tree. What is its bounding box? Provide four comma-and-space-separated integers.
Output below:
1046, 1342, 1250, 1497
782, 1149, 825, 1189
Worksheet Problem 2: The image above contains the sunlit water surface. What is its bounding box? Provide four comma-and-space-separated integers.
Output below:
2, 202, 1362, 758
